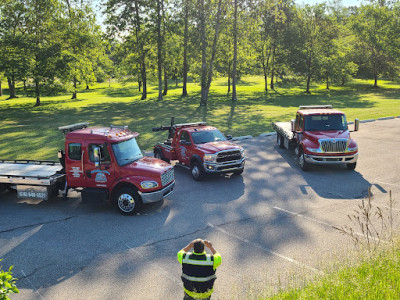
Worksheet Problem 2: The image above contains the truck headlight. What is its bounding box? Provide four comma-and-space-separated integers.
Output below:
240, 149, 245, 157
346, 146, 358, 153
141, 181, 159, 189
306, 147, 323, 153
204, 154, 216, 162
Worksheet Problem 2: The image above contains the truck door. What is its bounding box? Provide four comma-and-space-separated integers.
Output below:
294, 113, 304, 142
65, 141, 85, 188
176, 130, 192, 166
84, 142, 115, 189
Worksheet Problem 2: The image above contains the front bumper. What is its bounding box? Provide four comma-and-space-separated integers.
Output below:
304, 153, 358, 165
203, 158, 245, 173
138, 181, 175, 203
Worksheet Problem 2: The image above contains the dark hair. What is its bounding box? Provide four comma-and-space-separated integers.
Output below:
193, 239, 205, 253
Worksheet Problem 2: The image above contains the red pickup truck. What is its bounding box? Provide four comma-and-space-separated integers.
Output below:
272, 105, 359, 171
152, 119, 245, 180
0, 123, 175, 215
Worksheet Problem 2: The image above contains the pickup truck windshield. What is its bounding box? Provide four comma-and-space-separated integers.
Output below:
191, 130, 226, 144
112, 138, 143, 166
305, 114, 348, 131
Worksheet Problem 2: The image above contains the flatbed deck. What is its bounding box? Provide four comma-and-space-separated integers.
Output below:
0, 161, 64, 185
272, 122, 294, 140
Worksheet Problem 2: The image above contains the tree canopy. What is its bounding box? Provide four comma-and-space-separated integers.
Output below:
0, 0, 399, 106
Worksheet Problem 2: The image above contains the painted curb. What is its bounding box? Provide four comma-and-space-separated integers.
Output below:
259, 132, 277, 137
378, 116, 395, 121
360, 119, 375, 123
232, 135, 253, 141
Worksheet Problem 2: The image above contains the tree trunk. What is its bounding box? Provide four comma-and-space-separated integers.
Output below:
306, 75, 311, 94
270, 46, 276, 90
86, 84, 90, 90
7, 76, 17, 99
199, 0, 207, 106
227, 59, 231, 94
231, 0, 237, 101
141, 61, 147, 100
374, 73, 378, 88
0, 80, 2, 97
163, 70, 168, 96
72, 76, 77, 99
326, 75, 329, 90
135, 0, 147, 100
182, 0, 189, 97
202, 0, 223, 105
157, 0, 163, 101
35, 79, 41, 106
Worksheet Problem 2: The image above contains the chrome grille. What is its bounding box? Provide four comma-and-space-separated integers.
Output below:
320, 139, 347, 153
161, 168, 174, 186
216, 150, 242, 163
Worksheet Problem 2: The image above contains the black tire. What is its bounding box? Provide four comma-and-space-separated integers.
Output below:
154, 149, 170, 163
298, 148, 308, 171
191, 161, 205, 181
346, 162, 357, 170
233, 168, 244, 175
114, 187, 142, 215
277, 133, 285, 148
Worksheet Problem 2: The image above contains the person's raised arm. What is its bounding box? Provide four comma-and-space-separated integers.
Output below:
204, 240, 217, 254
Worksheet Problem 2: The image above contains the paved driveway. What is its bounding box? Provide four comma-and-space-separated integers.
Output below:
1, 118, 399, 300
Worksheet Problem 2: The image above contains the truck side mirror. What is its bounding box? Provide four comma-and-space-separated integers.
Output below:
354, 118, 359, 132
226, 134, 232, 140
92, 146, 101, 167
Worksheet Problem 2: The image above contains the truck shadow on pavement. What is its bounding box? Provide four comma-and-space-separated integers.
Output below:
273, 143, 373, 200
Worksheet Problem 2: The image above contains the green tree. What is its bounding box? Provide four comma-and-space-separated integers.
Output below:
287, 4, 332, 93
62, 0, 103, 98
105, 0, 149, 100
0, 0, 30, 99
25, 0, 63, 106
350, 2, 400, 87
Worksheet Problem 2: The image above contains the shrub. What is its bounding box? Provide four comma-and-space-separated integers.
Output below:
0, 260, 19, 300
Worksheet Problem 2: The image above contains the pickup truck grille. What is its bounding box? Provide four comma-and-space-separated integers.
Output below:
161, 168, 174, 186
320, 139, 348, 153
216, 150, 242, 163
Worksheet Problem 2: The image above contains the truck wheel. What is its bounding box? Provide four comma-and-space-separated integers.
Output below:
298, 148, 308, 171
114, 187, 142, 215
277, 134, 285, 148
154, 149, 170, 163
346, 162, 357, 170
191, 161, 205, 181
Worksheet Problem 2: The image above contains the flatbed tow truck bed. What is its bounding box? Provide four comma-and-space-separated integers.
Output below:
0, 160, 65, 199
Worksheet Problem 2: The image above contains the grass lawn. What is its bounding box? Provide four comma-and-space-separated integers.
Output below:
267, 244, 400, 299
1, 76, 400, 160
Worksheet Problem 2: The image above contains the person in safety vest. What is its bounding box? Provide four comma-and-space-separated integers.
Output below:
177, 238, 222, 300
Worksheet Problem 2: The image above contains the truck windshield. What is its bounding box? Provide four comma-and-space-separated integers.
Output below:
112, 138, 143, 166
191, 130, 227, 144
305, 114, 348, 131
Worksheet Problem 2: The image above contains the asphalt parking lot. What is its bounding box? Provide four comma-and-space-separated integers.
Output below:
1, 118, 400, 300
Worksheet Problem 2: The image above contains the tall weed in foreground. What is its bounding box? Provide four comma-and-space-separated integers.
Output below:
267, 191, 400, 300
333, 188, 396, 253
0, 259, 19, 300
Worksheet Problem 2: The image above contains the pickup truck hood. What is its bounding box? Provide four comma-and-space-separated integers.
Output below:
121, 156, 172, 178
305, 130, 350, 143
195, 141, 241, 154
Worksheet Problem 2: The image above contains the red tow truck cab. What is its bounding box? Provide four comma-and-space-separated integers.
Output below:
59, 123, 175, 214
272, 105, 359, 171
152, 118, 245, 180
